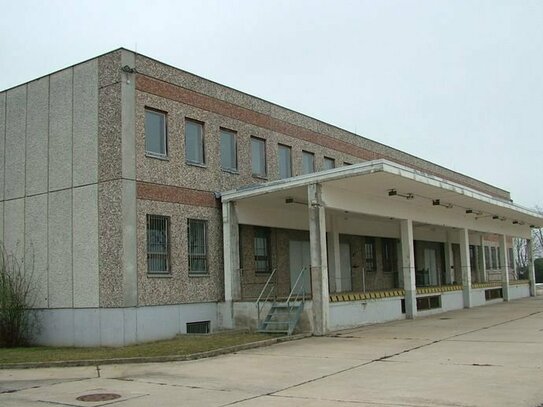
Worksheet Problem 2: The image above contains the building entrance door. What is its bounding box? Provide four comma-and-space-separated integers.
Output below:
289, 240, 312, 294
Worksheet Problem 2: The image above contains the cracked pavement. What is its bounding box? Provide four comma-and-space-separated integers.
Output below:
2, 296, 543, 406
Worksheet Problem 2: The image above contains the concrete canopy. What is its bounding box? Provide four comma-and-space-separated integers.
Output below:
220, 160, 542, 239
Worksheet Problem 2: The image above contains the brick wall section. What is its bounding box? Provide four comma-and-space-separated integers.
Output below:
136, 181, 219, 208
136, 73, 508, 200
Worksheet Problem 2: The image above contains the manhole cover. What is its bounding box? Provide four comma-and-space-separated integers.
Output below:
76, 393, 121, 402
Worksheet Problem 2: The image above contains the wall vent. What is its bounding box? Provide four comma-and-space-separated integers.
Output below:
416, 295, 441, 311
186, 321, 210, 334
485, 288, 503, 301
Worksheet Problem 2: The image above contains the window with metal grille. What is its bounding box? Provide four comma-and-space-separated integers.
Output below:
254, 227, 270, 273
147, 215, 170, 273
491, 247, 497, 269
188, 219, 208, 274
278, 144, 292, 179
220, 128, 237, 171
301, 151, 315, 174
365, 238, 376, 272
145, 109, 167, 157
484, 246, 491, 269
185, 119, 205, 164
469, 245, 477, 272
382, 238, 397, 272
251, 137, 266, 177
186, 321, 210, 334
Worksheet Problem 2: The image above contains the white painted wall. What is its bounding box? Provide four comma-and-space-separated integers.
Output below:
329, 298, 404, 330
35, 302, 219, 347
509, 284, 530, 300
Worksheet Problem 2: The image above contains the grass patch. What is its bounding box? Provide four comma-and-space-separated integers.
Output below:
0, 331, 279, 365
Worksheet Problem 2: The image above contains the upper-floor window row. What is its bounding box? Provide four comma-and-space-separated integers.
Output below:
144, 109, 349, 177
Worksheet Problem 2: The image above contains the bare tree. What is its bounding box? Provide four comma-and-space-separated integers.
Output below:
533, 206, 543, 258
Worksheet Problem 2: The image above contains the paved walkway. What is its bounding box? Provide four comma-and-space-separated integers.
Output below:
2, 296, 543, 406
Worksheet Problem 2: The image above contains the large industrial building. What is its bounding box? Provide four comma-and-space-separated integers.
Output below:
0, 48, 540, 346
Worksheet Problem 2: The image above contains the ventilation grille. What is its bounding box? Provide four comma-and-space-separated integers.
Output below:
186, 321, 210, 334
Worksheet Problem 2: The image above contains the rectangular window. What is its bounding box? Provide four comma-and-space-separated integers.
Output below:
302, 151, 315, 174
188, 219, 208, 274
254, 227, 270, 273
497, 246, 501, 269
251, 137, 266, 177
323, 157, 335, 170
185, 119, 205, 164
278, 144, 292, 179
491, 246, 497, 270
220, 128, 237, 171
508, 247, 514, 269
145, 109, 167, 157
382, 238, 397, 272
365, 238, 376, 272
484, 246, 491, 270
147, 215, 170, 273
469, 245, 477, 271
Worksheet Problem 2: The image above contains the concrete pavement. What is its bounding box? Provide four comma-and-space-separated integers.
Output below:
1, 296, 543, 406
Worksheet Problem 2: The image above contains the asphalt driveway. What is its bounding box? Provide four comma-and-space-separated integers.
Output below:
2, 296, 543, 406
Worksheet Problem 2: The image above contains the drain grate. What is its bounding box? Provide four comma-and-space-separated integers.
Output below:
76, 393, 121, 402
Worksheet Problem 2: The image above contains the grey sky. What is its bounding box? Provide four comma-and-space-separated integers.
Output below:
1, 0, 541, 208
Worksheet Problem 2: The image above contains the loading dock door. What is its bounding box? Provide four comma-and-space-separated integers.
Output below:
289, 240, 312, 294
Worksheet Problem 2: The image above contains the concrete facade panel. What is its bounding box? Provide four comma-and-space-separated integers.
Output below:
5, 86, 26, 199
48, 189, 73, 308
49, 69, 73, 191
441, 291, 464, 311
136, 305, 180, 342
99, 308, 125, 347
73, 308, 100, 347
73, 60, 98, 186
3, 198, 25, 260
0, 92, 5, 201
509, 284, 530, 300
0, 202, 3, 247
98, 83, 122, 181
33, 302, 219, 346
73, 185, 99, 308
24, 194, 48, 308
36, 308, 74, 346
26, 77, 49, 196
470, 289, 487, 307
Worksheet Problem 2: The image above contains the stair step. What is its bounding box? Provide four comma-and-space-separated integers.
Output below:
258, 329, 289, 334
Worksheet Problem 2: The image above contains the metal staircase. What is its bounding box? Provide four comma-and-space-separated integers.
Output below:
256, 267, 307, 335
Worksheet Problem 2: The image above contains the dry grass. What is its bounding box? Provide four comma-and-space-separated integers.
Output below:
0, 331, 278, 365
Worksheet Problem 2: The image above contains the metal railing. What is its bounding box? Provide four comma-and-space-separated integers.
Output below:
286, 266, 307, 307
255, 268, 277, 330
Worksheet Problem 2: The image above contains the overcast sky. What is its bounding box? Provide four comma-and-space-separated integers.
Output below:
1, 0, 542, 209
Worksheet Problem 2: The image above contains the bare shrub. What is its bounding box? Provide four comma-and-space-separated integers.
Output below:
0, 245, 39, 347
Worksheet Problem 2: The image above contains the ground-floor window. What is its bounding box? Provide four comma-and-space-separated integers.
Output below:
188, 219, 208, 274
254, 227, 270, 273
364, 238, 376, 272
147, 214, 170, 273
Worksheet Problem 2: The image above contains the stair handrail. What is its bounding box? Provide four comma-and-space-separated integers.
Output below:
286, 266, 307, 307
256, 268, 277, 329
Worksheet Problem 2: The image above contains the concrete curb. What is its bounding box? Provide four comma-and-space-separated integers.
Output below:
0, 333, 312, 370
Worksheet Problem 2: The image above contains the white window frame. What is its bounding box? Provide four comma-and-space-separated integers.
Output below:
145, 108, 167, 158
185, 119, 205, 165
251, 137, 267, 178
